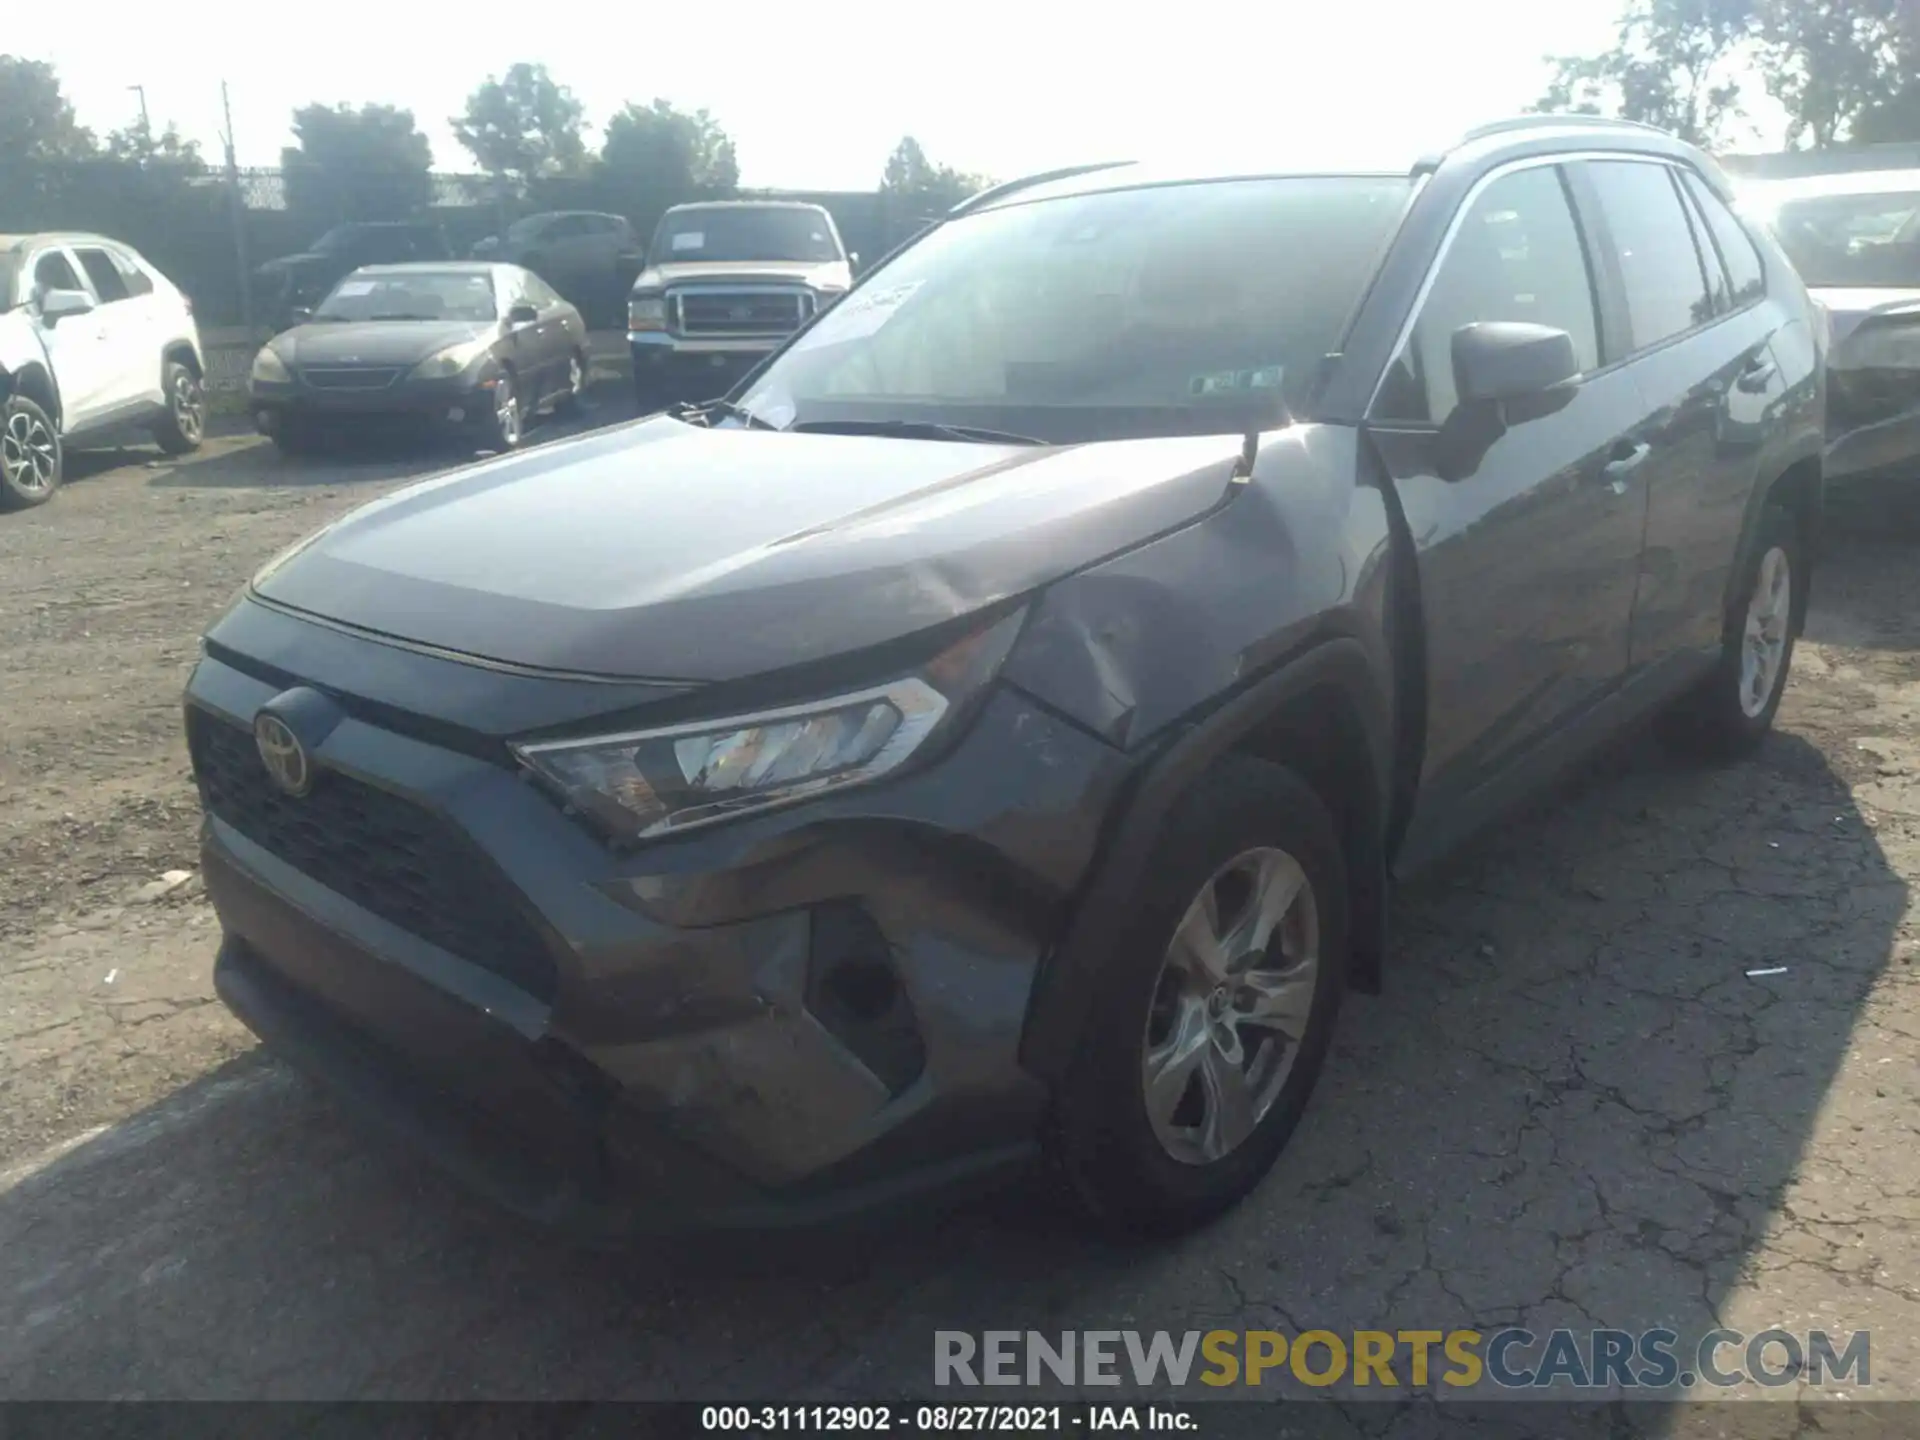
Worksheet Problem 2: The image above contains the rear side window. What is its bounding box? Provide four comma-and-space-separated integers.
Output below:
1674, 183, 1731, 315
1376, 165, 1602, 426
1682, 172, 1765, 305
1584, 160, 1715, 351
75, 248, 131, 304
33, 250, 83, 296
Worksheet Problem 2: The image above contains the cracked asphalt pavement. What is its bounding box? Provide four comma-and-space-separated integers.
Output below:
2, 424, 1916, 1430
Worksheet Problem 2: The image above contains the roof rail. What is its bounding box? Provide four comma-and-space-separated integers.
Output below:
1458, 114, 1674, 144
947, 161, 1137, 217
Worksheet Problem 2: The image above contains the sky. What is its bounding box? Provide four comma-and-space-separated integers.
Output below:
24, 0, 1775, 189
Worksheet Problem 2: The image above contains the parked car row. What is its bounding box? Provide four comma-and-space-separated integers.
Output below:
184, 115, 1832, 1242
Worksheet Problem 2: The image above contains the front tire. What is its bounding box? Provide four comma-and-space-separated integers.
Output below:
486, 373, 524, 451
152, 360, 205, 455
1048, 756, 1349, 1238
1657, 503, 1803, 760
556, 350, 587, 415
0, 393, 62, 511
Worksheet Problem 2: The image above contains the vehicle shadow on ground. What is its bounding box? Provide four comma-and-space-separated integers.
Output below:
142, 391, 638, 493
0, 739, 1905, 1416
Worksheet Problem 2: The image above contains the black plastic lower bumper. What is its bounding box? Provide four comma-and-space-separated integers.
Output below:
206, 838, 1036, 1242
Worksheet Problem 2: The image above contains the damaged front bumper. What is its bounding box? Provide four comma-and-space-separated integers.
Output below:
185, 611, 1130, 1236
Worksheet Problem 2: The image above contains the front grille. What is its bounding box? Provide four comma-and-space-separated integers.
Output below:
301, 366, 405, 391
673, 289, 810, 338
187, 709, 557, 1001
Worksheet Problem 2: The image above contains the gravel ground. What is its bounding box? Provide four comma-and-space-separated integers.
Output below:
1, 422, 1917, 1427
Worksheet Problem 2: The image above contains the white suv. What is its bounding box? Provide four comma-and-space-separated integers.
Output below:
0, 233, 207, 511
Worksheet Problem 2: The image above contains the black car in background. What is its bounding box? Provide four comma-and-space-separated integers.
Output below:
253, 222, 455, 331
192, 117, 1823, 1242
469, 211, 645, 323
1744, 169, 1920, 489
248, 263, 587, 454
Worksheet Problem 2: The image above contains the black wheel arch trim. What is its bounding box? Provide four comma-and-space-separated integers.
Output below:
1017, 635, 1393, 1086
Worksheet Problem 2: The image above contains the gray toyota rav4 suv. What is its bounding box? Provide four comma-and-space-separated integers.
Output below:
187, 116, 1825, 1240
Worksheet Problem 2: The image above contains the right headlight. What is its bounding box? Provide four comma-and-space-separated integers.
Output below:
512, 609, 1025, 844
251, 347, 291, 384
628, 293, 666, 331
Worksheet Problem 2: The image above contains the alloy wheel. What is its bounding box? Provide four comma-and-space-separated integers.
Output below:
1739, 545, 1792, 719
172, 371, 205, 445
494, 378, 521, 447
1142, 846, 1321, 1165
2, 409, 58, 494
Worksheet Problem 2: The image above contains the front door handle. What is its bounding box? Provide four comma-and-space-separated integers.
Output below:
1600, 440, 1651, 491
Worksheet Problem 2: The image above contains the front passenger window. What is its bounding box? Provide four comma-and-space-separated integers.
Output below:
1376, 165, 1601, 426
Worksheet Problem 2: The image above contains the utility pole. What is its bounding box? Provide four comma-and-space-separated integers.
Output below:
221, 82, 256, 338
129, 85, 150, 135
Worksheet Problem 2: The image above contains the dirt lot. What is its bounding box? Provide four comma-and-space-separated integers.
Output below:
1, 418, 1917, 1425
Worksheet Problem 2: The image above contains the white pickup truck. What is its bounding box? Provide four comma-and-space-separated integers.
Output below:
0, 232, 206, 511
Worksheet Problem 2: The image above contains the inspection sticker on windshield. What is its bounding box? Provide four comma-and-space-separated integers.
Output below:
670, 232, 705, 251
1189, 365, 1284, 397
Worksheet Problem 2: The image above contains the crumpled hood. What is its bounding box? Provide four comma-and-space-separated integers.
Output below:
251, 418, 1245, 681
272, 320, 497, 369
1811, 286, 1920, 348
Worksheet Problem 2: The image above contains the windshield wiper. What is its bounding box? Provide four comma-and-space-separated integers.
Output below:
669, 398, 780, 431
787, 418, 1048, 445
369, 313, 438, 322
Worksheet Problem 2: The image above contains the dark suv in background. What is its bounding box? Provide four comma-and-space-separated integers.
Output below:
188, 116, 1823, 1241
254, 221, 454, 332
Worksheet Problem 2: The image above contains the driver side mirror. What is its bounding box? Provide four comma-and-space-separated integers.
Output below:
1453, 321, 1580, 407
39, 288, 95, 324
1434, 321, 1580, 481
286, 305, 313, 327
507, 303, 539, 326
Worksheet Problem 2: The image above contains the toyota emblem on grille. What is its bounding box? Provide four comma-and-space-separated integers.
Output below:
253, 713, 313, 797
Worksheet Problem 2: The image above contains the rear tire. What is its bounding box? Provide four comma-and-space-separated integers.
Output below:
0, 393, 62, 510
152, 360, 205, 455
556, 351, 588, 415
1047, 756, 1349, 1239
1656, 503, 1803, 761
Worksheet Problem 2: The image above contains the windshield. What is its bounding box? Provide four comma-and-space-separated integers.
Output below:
1759, 188, 1920, 288
651, 207, 842, 264
0, 256, 19, 311
314, 270, 498, 322
506, 215, 548, 241
735, 175, 1412, 444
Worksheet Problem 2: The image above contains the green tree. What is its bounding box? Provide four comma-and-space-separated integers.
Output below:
0, 55, 95, 161
282, 103, 434, 221
452, 64, 586, 184
103, 119, 204, 169
1756, 0, 1907, 147
880, 136, 988, 218
598, 99, 739, 203
1533, 0, 1756, 147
